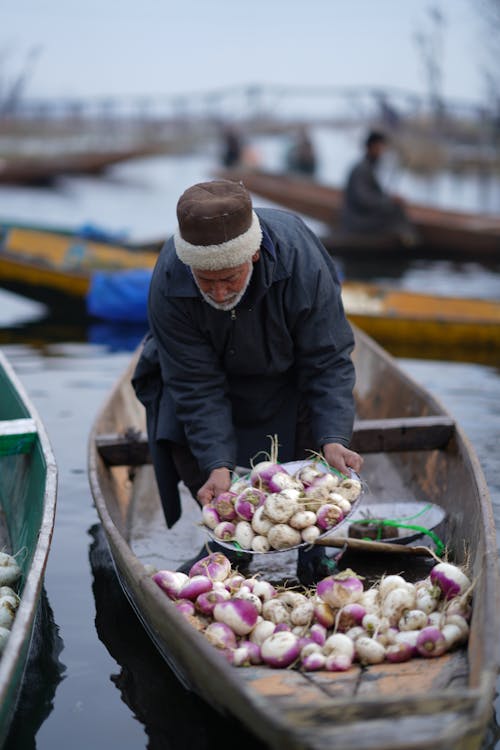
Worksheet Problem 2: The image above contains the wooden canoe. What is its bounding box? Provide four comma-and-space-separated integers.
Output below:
88, 327, 500, 750
1, 221, 499, 361
0, 144, 168, 186
0, 350, 57, 746
0, 222, 158, 310
216, 168, 500, 260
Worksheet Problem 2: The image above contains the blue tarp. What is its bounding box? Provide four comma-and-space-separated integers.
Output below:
86, 269, 152, 322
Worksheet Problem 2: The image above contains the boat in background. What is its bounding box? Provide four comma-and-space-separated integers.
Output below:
0, 350, 57, 747
0, 143, 169, 186
1, 220, 499, 360
216, 168, 500, 260
88, 326, 500, 750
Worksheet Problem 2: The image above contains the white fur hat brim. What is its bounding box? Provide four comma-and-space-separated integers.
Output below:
174, 211, 262, 270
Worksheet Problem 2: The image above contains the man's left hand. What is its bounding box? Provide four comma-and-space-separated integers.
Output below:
323, 442, 363, 475
197, 467, 231, 506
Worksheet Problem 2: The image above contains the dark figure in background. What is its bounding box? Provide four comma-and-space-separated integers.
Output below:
286, 128, 317, 176
341, 131, 418, 245
132, 179, 363, 585
221, 126, 242, 168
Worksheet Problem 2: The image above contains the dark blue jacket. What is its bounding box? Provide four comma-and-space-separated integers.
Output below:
133, 208, 356, 526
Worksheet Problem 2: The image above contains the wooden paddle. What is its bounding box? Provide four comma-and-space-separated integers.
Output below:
314, 536, 439, 558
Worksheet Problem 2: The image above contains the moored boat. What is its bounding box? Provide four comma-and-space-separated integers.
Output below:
216, 168, 500, 260
88, 327, 500, 750
0, 350, 57, 746
1, 221, 499, 361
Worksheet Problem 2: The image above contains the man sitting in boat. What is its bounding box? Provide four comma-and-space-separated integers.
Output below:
341, 130, 418, 245
132, 179, 363, 583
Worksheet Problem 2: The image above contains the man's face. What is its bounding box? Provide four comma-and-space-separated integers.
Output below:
192, 251, 259, 310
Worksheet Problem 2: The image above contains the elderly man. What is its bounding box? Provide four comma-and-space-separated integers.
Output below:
133, 179, 362, 583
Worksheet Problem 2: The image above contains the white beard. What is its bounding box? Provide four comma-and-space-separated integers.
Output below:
193, 264, 254, 311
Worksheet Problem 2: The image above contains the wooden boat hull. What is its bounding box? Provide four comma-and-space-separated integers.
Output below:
0, 351, 57, 746
0, 223, 158, 307
0, 144, 169, 186
88, 327, 500, 750
216, 168, 500, 260
1, 221, 499, 362
341, 282, 500, 355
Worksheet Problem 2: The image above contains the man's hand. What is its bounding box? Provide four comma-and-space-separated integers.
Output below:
323, 442, 363, 475
197, 467, 232, 506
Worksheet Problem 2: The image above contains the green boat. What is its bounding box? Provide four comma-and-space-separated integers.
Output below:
0, 350, 57, 746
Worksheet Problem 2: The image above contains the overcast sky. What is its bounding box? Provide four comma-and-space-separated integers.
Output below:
0, 0, 488, 105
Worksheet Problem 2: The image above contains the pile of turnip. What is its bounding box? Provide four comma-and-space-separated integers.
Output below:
0, 551, 22, 656
202, 458, 362, 552
152, 552, 472, 671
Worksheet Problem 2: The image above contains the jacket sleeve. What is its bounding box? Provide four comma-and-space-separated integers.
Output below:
285, 223, 356, 448
148, 284, 237, 475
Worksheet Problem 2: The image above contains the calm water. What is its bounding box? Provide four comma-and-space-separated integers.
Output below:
1, 133, 500, 748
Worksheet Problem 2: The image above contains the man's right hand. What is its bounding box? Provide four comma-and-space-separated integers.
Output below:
197, 467, 232, 506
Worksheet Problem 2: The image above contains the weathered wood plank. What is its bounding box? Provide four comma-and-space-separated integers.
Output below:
96, 415, 456, 467
96, 430, 149, 466
351, 416, 455, 453
0, 418, 37, 456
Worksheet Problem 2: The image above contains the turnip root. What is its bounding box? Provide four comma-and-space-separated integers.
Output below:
289, 510, 317, 530
316, 504, 344, 531
252, 580, 277, 601
381, 587, 416, 626
202, 505, 220, 530
301, 526, 321, 544
264, 492, 299, 524
302, 652, 326, 671
337, 477, 362, 501
328, 493, 352, 514
212, 492, 237, 521
213, 521, 236, 542
189, 553, 232, 581
398, 609, 428, 631
250, 619, 276, 646
204, 621, 237, 650
152, 570, 189, 599
317, 572, 364, 608
213, 599, 259, 636
262, 599, 291, 624
430, 562, 472, 600
0, 553, 21, 588
290, 601, 315, 627
267, 524, 301, 550
355, 636, 386, 665
323, 633, 355, 671
294, 464, 323, 487
416, 626, 448, 657
234, 521, 255, 549
261, 631, 301, 668
251, 535, 271, 553
251, 506, 273, 536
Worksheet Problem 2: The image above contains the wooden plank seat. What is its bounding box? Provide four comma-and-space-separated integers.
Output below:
0, 418, 37, 456
95, 416, 456, 467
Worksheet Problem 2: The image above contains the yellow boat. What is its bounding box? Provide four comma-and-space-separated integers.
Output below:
341, 282, 500, 360
0, 222, 498, 361
0, 223, 159, 305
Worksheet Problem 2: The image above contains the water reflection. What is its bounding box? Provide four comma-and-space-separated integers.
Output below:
4, 590, 65, 750
88, 524, 268, 750
0, 313, 148, 353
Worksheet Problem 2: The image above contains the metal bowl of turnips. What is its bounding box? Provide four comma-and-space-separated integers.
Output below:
201, 458, 363, 554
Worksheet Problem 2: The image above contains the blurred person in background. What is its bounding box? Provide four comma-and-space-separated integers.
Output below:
341, 130, 418, 245
285, 127, 317, 177
220, 125, 243, 168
